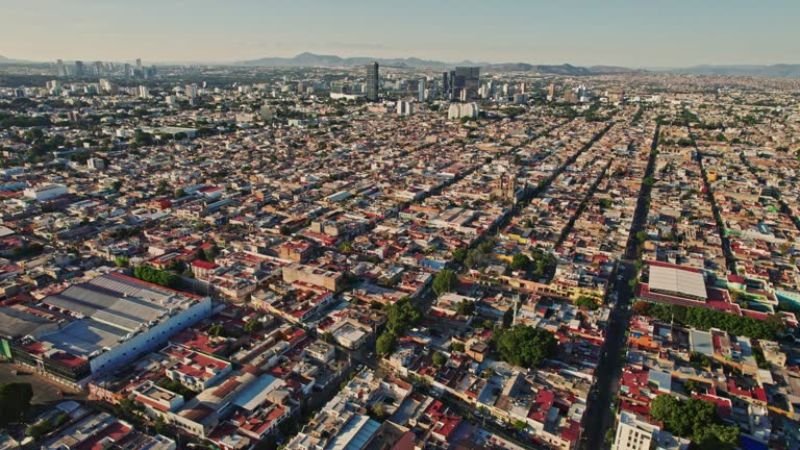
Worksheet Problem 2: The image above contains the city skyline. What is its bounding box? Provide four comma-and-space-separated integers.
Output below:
1, 0, 799, 67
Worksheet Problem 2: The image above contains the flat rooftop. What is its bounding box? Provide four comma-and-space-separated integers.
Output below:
0, 306, 58, 339
44, 319, 128, 357
41, 272, 196, 332
648, 264, 707, 300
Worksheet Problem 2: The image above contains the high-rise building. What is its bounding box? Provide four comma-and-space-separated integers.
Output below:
365, 62, 379, 102
441, 72, 449, 99
450, 67, 480, 101
99, 79, 115, 93
397, 100, 413, 116
56, 59, 67, 77
418, 78, 426, 102
185, 83, 198, 99
74, 60, 85, 77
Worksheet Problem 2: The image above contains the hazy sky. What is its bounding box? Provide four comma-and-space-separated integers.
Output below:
1, 0, 798, 67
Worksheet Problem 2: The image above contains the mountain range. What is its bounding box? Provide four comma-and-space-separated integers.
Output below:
239, 53, 800, 77
1, 52, 798, 77
238, 52, 640, 76
658, 64, 800, 78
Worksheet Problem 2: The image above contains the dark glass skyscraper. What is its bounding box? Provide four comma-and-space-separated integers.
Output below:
451, 66, 480, 101
366, 62, 379, 102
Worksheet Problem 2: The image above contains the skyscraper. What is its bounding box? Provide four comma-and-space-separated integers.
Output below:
74, 61, 85, 78
452, 67, 480, 102
442, 72, 449, 99
56, 59, 67, 78
365, 62, 379, 102
547, 83, 556, 101
418, 78, 426, 102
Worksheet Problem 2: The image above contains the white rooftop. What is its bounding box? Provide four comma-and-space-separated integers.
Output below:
649, 265, 707, 300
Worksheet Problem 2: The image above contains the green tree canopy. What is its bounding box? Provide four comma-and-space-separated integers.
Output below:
575, 296, 599, 310
634, 301, 783, 340
132, 265, 181, 289
385, 297, 422, 334
376, 331, 397, 356
456, 301, 476, 316
432, 269, 457, 296
510, 253, 532, 271
494, 325, 557, 368
0, 382, 33, 426
650, 394, 738, 450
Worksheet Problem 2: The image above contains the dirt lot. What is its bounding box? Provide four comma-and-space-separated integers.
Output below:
0, 361, 85, 405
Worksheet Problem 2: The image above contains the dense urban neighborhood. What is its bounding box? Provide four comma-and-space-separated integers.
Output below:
0, 59, 799, 450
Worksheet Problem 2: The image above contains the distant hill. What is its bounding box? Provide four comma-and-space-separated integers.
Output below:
239, 52, 460, 70
663, 64, 800, 78
238, 52, 634, 75
0, 55, 29, 64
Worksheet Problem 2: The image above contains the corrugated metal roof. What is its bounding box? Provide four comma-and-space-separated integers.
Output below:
649, 265, 707, 300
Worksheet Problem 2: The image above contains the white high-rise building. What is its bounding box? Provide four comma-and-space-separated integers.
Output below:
447, 102, 479, 119
185, 83, 198, 99
397, 100, 414, 116
613, 411, 690, 450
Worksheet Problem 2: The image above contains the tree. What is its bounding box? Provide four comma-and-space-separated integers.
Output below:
385, 297, 422, 334
376, 331, 396, 356
575, 296, 599, 310
202, 244, 220, 263
432, 352, 447, 367
631, 301, 651, 315
0, 383, 33, 426
369, 402, 387, 419
132, 129, 154, 147
25, 412, 68, 439
244, 317, 263, 333
694, 424, 739, 450
649, 394, 738, 449
132, 265, 181, 289
456, 301, 476, 316
153, 416, 169, 435
452, 247, 467, 264
208, 323, 225, 337
510, 253, 532, 271
530, 249, 556, 280
337, 240, 354, 254
114, 256, 129, 268
433, 269, 457, 296
156, 378, 198, 399
493, 325, 557, 368
633, 301, 783, 340
684, 379, 702, 394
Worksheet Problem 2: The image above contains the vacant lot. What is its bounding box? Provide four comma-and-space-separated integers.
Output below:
0, 361, 84, 405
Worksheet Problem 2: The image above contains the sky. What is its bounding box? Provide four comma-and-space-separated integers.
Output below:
1, 0, 798, 67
